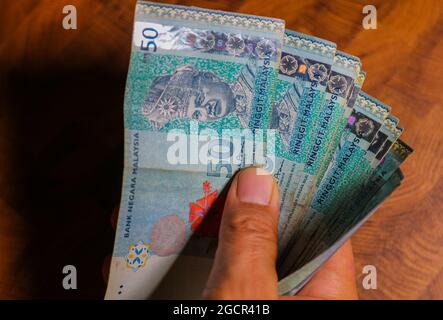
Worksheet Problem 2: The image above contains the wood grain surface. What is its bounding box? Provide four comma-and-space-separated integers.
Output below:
0, 0, 442, 299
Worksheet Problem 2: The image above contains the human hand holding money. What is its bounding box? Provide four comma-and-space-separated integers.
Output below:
105, 1, 412, 299
204, 167, 358, 300
104, 167, 358, 299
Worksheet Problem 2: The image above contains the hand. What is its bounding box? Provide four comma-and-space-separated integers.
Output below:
203, 167, 358, 300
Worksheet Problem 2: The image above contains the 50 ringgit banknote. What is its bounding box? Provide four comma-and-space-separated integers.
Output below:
105, 1, 412, 299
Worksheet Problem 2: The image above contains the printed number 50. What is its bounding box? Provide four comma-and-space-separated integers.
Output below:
140, 28, 158, 52
207, 162, 233, 178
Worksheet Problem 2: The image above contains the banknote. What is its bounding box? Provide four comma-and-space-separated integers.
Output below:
341, 139, 413, 229
269, 30, 336, 253
302, 133, 408, 263
279, 58, 363, 255
279, 92, 390, 276
278, 168, 405, 294
314, 94, 391, 218
292, 93, 392, 268
279, 52, 362, 253
358, 169, 404, 215
105, 1, 285, 299
313, 71, 366, 190
326, 115, 403, 221
105, 1, 413, 299
282, 71, 366, 258
308, 140, 412, 261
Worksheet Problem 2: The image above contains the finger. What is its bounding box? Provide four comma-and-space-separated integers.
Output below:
296, 240, 358, 299
204, 167, 280, 299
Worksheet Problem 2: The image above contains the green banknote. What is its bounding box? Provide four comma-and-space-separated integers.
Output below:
280, 59, 363, 253
315, 95, 392, 218
105, 1, 413, 299
279, 92, 390, 276
278, 51, 362, 251
328, 116, 403, 219
343, 139, 413, 229
269, 30, 336, 253
307, 140, 412, 261
313, 71, 366, 190
358, 169, 404, 214
302, 122, 405, 262
106, 1, 285, 299
278, 168, 405, 294
281, 71, 368, 264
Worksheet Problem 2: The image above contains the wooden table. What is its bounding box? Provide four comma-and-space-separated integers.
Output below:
0, 0, 442, 299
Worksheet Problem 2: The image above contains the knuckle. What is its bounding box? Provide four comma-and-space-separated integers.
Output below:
228, 214, 270, 235
224, 207, 277, 244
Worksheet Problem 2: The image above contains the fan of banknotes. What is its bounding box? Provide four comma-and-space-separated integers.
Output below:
105, 1, 413, 299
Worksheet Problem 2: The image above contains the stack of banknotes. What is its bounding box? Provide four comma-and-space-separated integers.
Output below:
105, 1, 413, 299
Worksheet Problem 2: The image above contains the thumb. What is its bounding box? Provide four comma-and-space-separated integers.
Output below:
204, 167, 280, 299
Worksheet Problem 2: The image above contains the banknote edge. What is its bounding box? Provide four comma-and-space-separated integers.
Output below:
334, 50, 361, 74
284, 29, 336, 59
356, 91, 391, 120
136, 1, 285, 34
